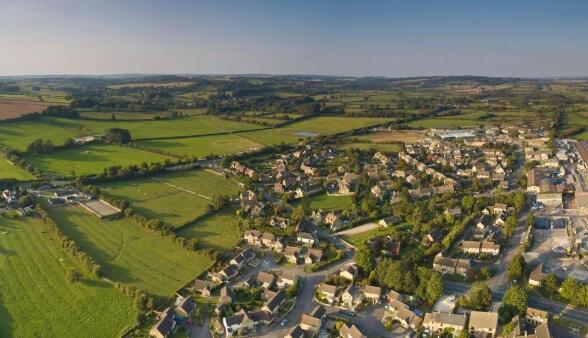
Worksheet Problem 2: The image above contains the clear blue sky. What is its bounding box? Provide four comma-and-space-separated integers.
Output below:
1, 0, 587, 77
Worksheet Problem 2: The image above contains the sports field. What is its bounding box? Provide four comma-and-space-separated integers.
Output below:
177, 207, 242, 252
0, 217, 136, 337
24, 144, 174, 177
0, 157, 35, 180
45, 206, 214, 298
99, 170, 242, 227
240, 116, 395, 146
137, 133, 263, 157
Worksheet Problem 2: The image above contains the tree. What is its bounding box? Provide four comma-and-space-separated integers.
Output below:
66, 268, 81, 283
354, 243, 375, 274
426, 272, 444, 304
514, 192, 525, 212
500, 286, 527, 322
479, 267, 492, 281
508, 253, 525, 281
104, 128, 132, 144
461, 195, 475, 212
291, 205, 307, 223
462, 282, 492, 310
542, 273, 558, 298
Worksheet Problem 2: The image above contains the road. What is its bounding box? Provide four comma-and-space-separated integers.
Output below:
334, 222, 379, 237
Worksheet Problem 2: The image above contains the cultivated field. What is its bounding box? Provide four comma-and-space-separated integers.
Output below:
0, 98, 52, 120
137, 133, 263, 158
45, 206, 214, 298
99, 170, 242, 227
0, 216, 136, 337
0, 157, 35, 180
363, 130, 426, 144
24, 144, 174, 177
177, 207, 242, 252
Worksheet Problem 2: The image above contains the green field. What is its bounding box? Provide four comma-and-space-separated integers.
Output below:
79, 111, 161, 120
0, 157, 35, 180
298, 194, 354, 211
137, 133, 263, 158
45, 206, 214, 298
0, 216, 136, 337
25, 144, 174, 177
177, 207, 242, 252
0, 119, 81, 151
240, 116, 394, 146
406, 118, 482, 128
100, 170, 242, 227
338, 142, 403, 153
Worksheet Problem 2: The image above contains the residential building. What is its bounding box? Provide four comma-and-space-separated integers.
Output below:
149, 307, 177, 338
317, 284, 338, 305
468, 311, 498, 337
422, 312, 467, 334
339, 323, 367, 338
341, 285, 363, 308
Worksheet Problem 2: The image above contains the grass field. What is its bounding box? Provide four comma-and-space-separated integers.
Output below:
338, 142, 403, 152
240, 116, 395, 146
79, 111, 161, 120
45, 206, 214, 298
137, 133, 263, 158
406, 118, 483, 128
177, 207, 242, 252
0, 119, 81, 151
297, 194, 353, 211
0, 157, 35, 180
0, 216, 136, 337
100, 170, 242, 227
25, 144, 174, 177
342, 222, 412, 247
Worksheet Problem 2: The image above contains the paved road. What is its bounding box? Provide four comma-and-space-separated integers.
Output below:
334, 222, 379, 237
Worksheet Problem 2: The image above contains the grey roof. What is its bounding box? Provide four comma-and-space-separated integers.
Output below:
176, 296, 196, 316
264, 289, 286, 312
285, 325, 305, 338
424, 312, 467, 327
318, 283, 337, 295
151, 307, 175, 336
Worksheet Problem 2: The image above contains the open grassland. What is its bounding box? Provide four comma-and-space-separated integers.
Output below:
240, 116, 395, 146
0, 98, 52, 120
45, 206, 214, 298
137, 133, 263, 158
0, 216, 136, 337
298, 194, 353, 211
0, 157, 35, 180
177, 207, 241, 252
100, 170, 241, 228
25, 144, 174, 177
342, 222, 412, 247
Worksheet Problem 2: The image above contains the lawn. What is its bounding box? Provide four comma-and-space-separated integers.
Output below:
240, 116, 395, 146
177, 207, 242, 253
24, 144, 174, 177
99, 170, 242, 228
0, 118, 81, 151
343, 222, 412, 247
45, 206, 214, 298
136, 133, 263, 158
0, 157, 35, 180
297, 194, 354, 211
0, 216, 136, 337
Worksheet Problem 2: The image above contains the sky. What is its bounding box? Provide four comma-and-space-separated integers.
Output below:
1, 0, 588, 77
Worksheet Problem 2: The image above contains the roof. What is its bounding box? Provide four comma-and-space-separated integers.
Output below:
262, 232, 276, 241
256, 271, 275, 284
264, 290, 286, 312
339, 323, 367, 338
461, 240, 481, 250
279, 272, 297, 283
285, 325, 305, 338
193, 279, 212, 290
151, 307, 175, 336
308, 248, 324, 259
249, 310, 271, 322
224, 309, 251, 326
220, 286, 234, 302
481, 241, 500, 250
176, 296, 196, 316
297, 232, 314, 240
284, 246, 302, 256
529, 264, 546, 282
318, 283, 337, 295
363, 285, 381, 297
534, 322, 552, 338
423, 312, 467, 327
469, 311, 498, 331
343, 284, 361, 298
309, 305, 326, 319
301, 313, 322, 329
526, 307, 548, 319
221, 264, 238, 277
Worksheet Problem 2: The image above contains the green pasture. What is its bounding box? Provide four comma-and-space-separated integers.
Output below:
0, 157, 35, 180
297, 194, 354, 211
177, 207, 242, 252
137, 133, 263, 158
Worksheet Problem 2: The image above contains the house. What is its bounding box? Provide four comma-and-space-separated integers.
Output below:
339, 264, 359, 281
284, 325, 306, 338
193, 279, 213, 297
300, 306, 326, 332
339, 323, 367, 338
460, 240, 481, 255
528, 264, 546, 287
423, 229, 444, 247
341, 284, 363, 308
469, 311, 498, 337
476, 215, 491, 229
445, 207, 462, 217
379, 216, 401, 228
325, 211, 344, 231
533, 322, 553, 338
297, 232, 316, 246
223, 309, 256, 336
244, 230, 262, 246
526, 307, 549, 326
481, 241, 500, 256
213, 264, 239, 282
422, 312, 467, 334
305, 248, 324, 265
262, 232, 277, 247
149, 307, 177, 338
270, 216, 290, 229
361, 285, 381, 304
388, 299, 422, 330
317, 284, 338, 304
455, 259, 471, 276
270, 237, 285, 252
230, 249, 255, 269
371, 185, 384, 198
175, 296, 196, 319
284, 246, 302, 264
433, 255, 457, 274
220, 286, 235, 304
493, 203, 508, 214
256, 272, 276, 289
262, 289, 286, 314
272, 273, 295, 291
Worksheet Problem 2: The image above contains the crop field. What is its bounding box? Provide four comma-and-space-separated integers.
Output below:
0, 157, 35, 180
0, 216, 136, 337
24, 144, 174, 177
240, 116, 395, 146
45, 206, 214, 298
177, 207, 242, 252
405, 118, 483, 129
99, 170, 242, 228
137, 133, 263, 158
0, 98, 53, 120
